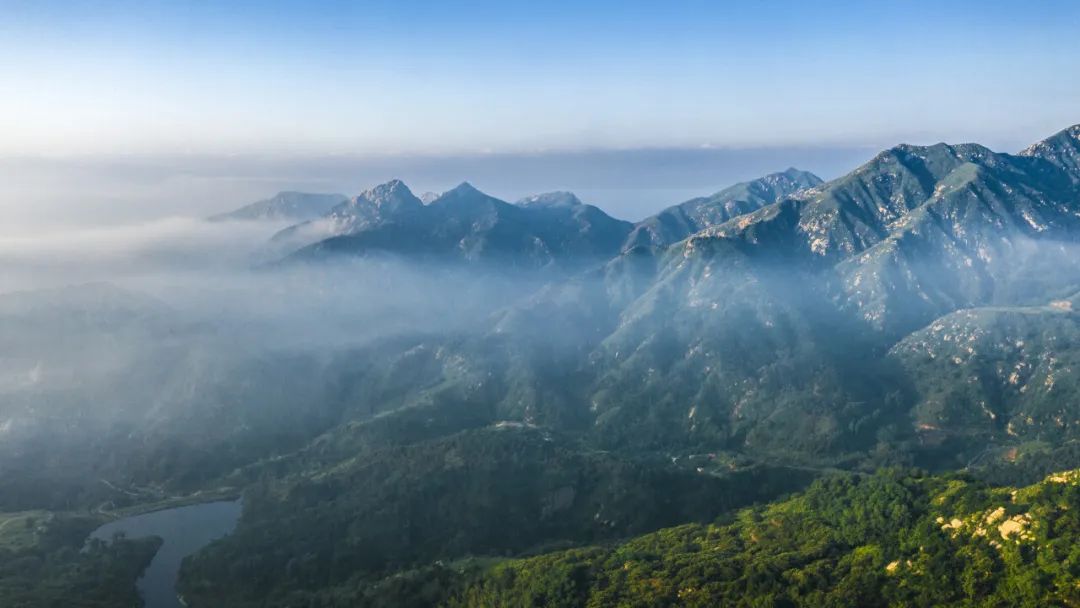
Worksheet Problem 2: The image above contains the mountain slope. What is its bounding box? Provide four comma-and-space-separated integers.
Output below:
325, 126, 1080, 465
446, 468, 1080, 607
890, 295, 1080, 445
178, 427, 812, 607
666, 132, 1080, 338
590, 129, 1080, 452
286, 182, 633, 271
209, 191, 347, 222
622, 167, 822, 251
834, 147, 1080, 335
1020, 124, 1080, 182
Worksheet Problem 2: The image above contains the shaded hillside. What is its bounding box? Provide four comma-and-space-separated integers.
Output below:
284, 181, 634, 272
623, 167, 822, 250
178, 427, 813, 607
209, 191, 347, 222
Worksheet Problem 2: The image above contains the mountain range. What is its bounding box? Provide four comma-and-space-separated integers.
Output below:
235, 169, 820, 268
226, 124, 1080, 464
7, 124, 1080, 607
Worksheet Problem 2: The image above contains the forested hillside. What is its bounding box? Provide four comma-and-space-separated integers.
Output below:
447, 468, 1080, 607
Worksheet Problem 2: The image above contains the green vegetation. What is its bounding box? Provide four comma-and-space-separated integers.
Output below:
447, 468, 1080, 607
0, 512, 160, 607
178, 427, 813, 607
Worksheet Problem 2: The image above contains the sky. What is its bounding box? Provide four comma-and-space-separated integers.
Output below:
0, 1, 1078, 223
2, 0, 1078, 157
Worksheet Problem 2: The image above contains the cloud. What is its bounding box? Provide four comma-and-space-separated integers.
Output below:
0, 217, 283, 291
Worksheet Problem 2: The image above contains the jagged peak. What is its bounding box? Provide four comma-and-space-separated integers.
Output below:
696, 168, 822, 203
851, 142, 997, 181
329, 179, 423, 218
887, 141, 992, 157
354, 179, 418, 205
779, 167, 822, 182
757, 167, 823, 189
1020, 124, 1080, 156
1018, 124, 1080, 183
431, 181, 504, 206
362, 178, 411, 196
1041, 123, 1080, 142
516, 191, 583, 209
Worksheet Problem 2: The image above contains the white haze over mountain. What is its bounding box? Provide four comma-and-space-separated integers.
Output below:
0, 145, 871, 351
0, 137, 1043, 452
0, 146, 872, 227
0, 214, 544, 352
0, 201, 547, 470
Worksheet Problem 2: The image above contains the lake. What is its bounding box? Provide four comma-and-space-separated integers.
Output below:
87, 500, 242, 608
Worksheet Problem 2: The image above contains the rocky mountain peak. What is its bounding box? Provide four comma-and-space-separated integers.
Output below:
359, 179, 421, 210
516, 191, 583, 209
1020, 124, 1080, 181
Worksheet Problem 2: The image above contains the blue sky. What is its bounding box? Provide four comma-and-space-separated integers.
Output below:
1, 0, 1079, 156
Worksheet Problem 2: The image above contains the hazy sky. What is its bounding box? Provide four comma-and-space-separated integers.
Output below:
2, 0, 1079, 157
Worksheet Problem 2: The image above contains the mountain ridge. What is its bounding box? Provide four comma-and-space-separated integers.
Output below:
209, 191, 347, 222
622, 167, 822, 251
281, 180, 634, 271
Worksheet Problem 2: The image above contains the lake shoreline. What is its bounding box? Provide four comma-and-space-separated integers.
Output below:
87, 499, 243, 608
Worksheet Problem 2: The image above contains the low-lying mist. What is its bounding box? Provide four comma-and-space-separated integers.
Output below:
0, 213, 560, 508
0, 216, 548, 347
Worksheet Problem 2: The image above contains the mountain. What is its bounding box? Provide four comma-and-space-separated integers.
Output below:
661, 133, 1080, 338
441, 468, 1080, 607
208, 191, 347, 222
832, 142, 1080, 336
591, 129, 1080, 451
701, 141, 1074, 257
236, 126, 1080, 471
621, 167, 822, 250
1020, 123, 1080, 182
265, 179, 425, 253
13, 125, 1080, 607
179, 427, 812, 607
321, 179, 426, 231
249, 125, 1080, 470
890, 294, 1080, 447
0, 512, 161, 608
303, 127, 1080, 466
284, 181, 634, 271
275, 170, 824, 268
517, 191, 584, 209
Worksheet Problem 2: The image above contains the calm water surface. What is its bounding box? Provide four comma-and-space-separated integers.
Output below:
88, 500, 242, 608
